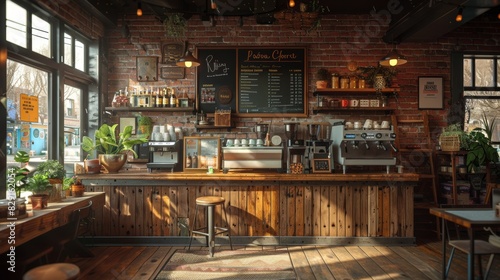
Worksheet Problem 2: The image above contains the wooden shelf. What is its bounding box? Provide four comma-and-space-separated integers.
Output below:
104, 107, 194, 113
194, 124, 232, 131
312, 107, 394, 114
313, 87, 400, 96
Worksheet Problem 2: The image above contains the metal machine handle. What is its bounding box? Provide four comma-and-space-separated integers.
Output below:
389, 141, 398, 152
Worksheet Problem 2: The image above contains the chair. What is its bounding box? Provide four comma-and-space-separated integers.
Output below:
188, 196, 233, 257
43, 201, 94, 262
441, 204, 500, 279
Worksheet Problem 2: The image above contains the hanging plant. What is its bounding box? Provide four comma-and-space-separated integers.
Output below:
163, 13, 187, 38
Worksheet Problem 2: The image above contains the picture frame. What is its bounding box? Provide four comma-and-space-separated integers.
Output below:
119, 117, 136, 134
418, 76, 443, 109
136, 56, 158, 82
161, 42, 184, 65
183, 136, 221, 172
312, 159, 331, 173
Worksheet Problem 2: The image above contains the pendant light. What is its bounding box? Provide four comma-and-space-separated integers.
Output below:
176, 42, 200, 68
137, 1, 143, 16
455, 6, 463, 22
379, 44, 407, 67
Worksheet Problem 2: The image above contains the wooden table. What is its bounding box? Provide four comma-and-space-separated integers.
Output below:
0, 192, 105, 254
429, 207, 500, 280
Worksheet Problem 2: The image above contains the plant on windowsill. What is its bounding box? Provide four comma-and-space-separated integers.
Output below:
34, 159, 66, 184
25, 173, 52, 209
466, 112, 499, 174
7, 151, 31, 198
81, 124, 149, 173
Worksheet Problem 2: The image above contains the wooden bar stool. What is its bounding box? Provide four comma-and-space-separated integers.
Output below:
188, 196, 233, 257
23, 263, 80, 280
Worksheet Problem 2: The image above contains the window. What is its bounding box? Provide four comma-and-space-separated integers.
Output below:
6, 0, 27, 48
64, 33, 73, 66
32, 14, 51, 57
65, 99, 75, 117
463, 56, 500, 144
63, 84, 82, 168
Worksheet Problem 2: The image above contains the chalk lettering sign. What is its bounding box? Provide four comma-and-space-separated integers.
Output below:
196, 46, 307, 116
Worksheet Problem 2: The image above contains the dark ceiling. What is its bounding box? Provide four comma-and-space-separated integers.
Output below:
85, 0, 500, 43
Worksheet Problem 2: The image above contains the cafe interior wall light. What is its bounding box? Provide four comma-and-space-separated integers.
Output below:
379, 45, 407, 67
455, 6, 463, 22
176, 42, 200, 68
211, 0, 217, 10
137, 1, 143, 16
289, 0, 295, 8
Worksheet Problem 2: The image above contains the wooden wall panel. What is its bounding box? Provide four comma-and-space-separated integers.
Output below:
93, 181, 415, 238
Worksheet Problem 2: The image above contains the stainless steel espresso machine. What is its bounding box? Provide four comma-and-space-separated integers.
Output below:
147, 141, 183, 172
331, 121, 397, 174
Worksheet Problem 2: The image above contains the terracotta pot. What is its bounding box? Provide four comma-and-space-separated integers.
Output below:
29, 194, 49, 209
99, 154, 127, 173
72, 184, 85, 197
65, 189, 72, 197
84, 159, 101, 174
316, 80, 328, 89
48, 183, 62, 202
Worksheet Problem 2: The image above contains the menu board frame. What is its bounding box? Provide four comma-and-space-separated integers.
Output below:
195, 46, 307, 117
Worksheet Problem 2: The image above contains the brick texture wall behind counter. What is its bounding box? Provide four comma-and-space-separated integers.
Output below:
106, 9, 500, 146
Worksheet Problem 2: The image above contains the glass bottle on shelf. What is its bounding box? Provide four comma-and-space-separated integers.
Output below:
170, 88, 176, 108
186, 153, 192, 168
163, 88, 170, 107
112, 92, 120, 107
156, 89, 163, 107
192, 152, 198, 168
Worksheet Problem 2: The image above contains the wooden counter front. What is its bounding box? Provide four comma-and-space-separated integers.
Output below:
79, 172, 418, 242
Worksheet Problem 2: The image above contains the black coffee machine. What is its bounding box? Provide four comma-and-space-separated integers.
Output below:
304, 123, 333, 173
146, 141, 183, 172
285, 122, 306, 174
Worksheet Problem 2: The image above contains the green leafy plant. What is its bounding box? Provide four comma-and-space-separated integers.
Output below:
63, 176, 76, 191
466, 112, 499, 173
82, 124, 148, 157
358, 65, 397, 87
25, 173, 52, 194
138, 115, 153, 126
317, 68, 330, 81
163, 13, 187, 38
7, 151, 31, 197
440, 123, 471, 150
34, 159, 66, 181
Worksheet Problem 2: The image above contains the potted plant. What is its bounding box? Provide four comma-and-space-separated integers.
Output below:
71, 178, 85, 197
137, 115, 153, 139
316, 68, 330, 89
63, 176, 75, 197
26, 174, 52, 209
439, 123, 471, 151
7, 150, 31, 198
81, 124, 149, 173
34, 159, 66, 184
358, 65, 397, 89
466, 113, 499, 173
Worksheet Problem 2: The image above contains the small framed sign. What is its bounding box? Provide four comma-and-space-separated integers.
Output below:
312, 159, 331, 173
418, 76, 443, 109
160, 67, 185, 80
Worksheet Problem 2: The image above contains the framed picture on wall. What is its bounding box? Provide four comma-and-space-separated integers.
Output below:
418, 76, 443, 109
119, 117, 136, 134
136, 56, 158, 81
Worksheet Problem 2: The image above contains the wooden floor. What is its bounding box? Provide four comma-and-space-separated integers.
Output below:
66, 238, 500, 280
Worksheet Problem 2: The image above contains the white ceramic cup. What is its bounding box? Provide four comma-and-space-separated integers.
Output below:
249, 139, 256, 146
381, 121, 390, 128
241, 139, 248, 146
234, 139, 241, 146
226, 139, 234, 146
256, 139, 264, 146
354, 122, 361, 129
345, 122, 353, 129
364, 119, 373, 129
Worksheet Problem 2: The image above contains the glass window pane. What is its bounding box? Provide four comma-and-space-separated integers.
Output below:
497, 60, 500, 87
32, 15, 51, 57
463, 58, 472, 87
6, 0, 27, 48
64, 85, 82, 174
75, 39, 85, 71
475, 59, 494, 87
6, 59, 49, 168
464, 90, 500, 97
64, 33, 72, 66
464, 98, 500, 143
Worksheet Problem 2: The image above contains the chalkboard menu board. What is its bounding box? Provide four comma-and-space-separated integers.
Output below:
196, 46, 307, 116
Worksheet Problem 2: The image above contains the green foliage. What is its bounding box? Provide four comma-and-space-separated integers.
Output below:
63, 176, 76, 190
138, 115, 153, 125
316, 68, 330, 80
7, 150, 31, 197
163, 13, 187, 38
358, 65, 398, 86
82, 123, 148, 157
26, 174, 52, 194
441, 123, 471, 150
34, 159, 66, 180
14, 150, 30, 163
466, 112, 499, 173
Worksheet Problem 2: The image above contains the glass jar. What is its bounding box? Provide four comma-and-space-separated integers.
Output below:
340, 76, 349, 89
358, 78, 366, 89
331, 73, 340, 89
349, 76, 358, 89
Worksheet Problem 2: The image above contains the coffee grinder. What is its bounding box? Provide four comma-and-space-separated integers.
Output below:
305, 123, 333, 173
255, 123, 269, 143
285, 122, 306, 174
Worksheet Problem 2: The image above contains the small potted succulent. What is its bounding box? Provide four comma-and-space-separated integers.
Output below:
25, 174, 52, 209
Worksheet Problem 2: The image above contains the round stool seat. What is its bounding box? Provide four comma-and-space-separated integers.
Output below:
196, 196, 225, 206
23, 263, 80, 280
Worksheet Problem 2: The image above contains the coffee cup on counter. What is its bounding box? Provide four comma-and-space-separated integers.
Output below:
363, 119, 373, 129
226, 139, 234, 147
241, 139, 248, 146
234, 139, 241, 146
353, 122, 361, 129
381, 121, 390, 129
256, 139, 264, 146
249, 139, 256, 146
345, 122, 353, 130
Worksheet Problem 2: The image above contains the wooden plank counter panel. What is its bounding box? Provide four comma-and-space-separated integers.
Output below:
87, 180, 416, 238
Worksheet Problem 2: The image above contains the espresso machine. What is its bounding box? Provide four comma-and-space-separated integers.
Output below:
304, 123, 333, 173
331, 121, 398, 174
285, 122, 306, 174
147, 141, 183, 172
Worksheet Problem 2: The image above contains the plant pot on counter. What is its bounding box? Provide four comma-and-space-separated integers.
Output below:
71, 184, 85, 197
29, 194, 49, 209
84, 159, 101, 174
99, 154, 127, 173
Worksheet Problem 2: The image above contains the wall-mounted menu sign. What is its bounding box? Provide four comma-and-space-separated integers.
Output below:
196, 46, 307, 117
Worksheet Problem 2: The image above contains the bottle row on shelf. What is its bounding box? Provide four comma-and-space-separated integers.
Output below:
112, 87, 191, 108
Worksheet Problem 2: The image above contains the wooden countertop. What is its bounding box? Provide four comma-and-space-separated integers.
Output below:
78, 171, 419, 182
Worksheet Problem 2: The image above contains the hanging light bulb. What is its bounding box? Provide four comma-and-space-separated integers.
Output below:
211, 0, 217, 10
379, 45, 407, 67
137, 1, 143, 16
289, 0, 295, 8
497, 12, 500, 20
455, 6, 463, 22
176, 42, 200, 68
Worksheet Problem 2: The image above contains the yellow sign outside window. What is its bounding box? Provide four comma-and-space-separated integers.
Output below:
20, 94, 38, 122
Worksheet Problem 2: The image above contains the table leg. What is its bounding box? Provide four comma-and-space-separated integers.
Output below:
468, 228, 474, 280
442, 217, 446, 279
